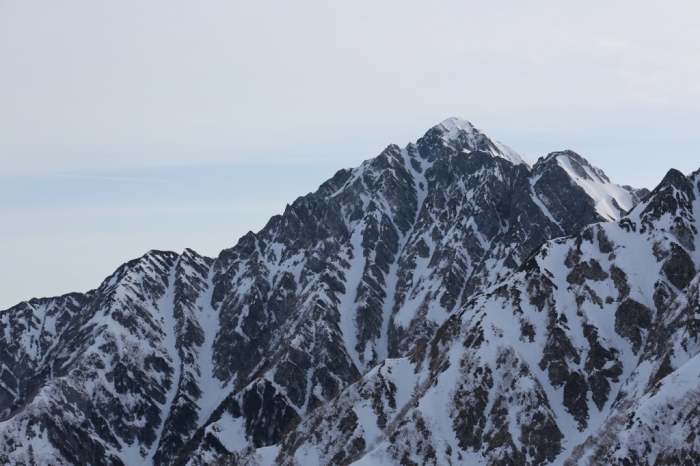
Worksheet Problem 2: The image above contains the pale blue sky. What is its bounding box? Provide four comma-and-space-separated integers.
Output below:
2, 1, 700, 309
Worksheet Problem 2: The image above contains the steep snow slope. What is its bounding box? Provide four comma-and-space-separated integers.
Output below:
0, 118, 647, 465
436, 117, 533, 167
0, 250, 223, 465
255, 168, 698, 466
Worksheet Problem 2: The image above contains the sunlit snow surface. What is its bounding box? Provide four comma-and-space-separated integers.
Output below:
439, 117, 534, 167
1, 118, 689, 465
244, 170, 700, 465
556, 154, 635, 220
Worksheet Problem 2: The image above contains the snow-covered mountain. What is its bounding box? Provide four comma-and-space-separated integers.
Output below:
1, 117, 681, 466
257, 166, 700, 466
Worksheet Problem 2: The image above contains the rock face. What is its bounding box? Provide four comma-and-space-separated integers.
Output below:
258, 167, 700, 466
0, 117, 682, 466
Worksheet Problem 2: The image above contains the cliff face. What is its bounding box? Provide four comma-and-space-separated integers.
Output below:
0, 117, 670, 466
261, 167, 700, 466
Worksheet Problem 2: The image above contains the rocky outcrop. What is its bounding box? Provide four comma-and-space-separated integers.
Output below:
245, 168, 699, 465
0, 117, 660, 465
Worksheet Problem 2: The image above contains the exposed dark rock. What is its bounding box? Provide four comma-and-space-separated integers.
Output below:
567, 259, 609, 285
4, 117, 688, 466
615, 299, 653, 354
483, 395, 526, 466
588, 372, 610, 411
563, 371, 589, 429
519, 405, 564, 465
596, 227, 615, 254
242, 381, 299, 447
540, 325, 580, 388
452, 365, 493, 451
661, 243, 697, 291
610, 265, 630, 301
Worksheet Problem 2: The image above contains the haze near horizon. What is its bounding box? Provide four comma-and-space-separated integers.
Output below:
1, 0, 699, 309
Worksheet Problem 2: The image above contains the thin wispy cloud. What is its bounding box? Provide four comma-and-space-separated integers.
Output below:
2, 1, 698, 176
1, 202, 282, 219
14, 173, 174, 183
2, 0, 700, 311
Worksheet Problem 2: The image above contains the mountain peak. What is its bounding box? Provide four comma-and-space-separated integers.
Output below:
437, 116, 478, 139
4, 117, 697, 466
429, 116, 533, 167
530, 149, 645, 220
538, 150, 610, 183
